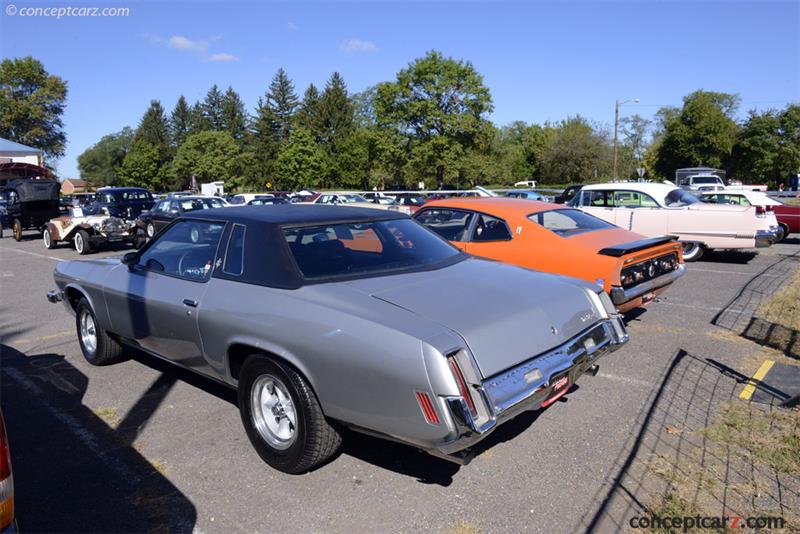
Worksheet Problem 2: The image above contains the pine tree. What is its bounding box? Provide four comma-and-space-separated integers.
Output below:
170, 95, 192, 148
202, 84, 225, 130
296, 83, 322, 138
267, 68, 299, 141
220, 86, 248, 142
189, 101, 210, 133
134, 100, 171, 164
251, 68, 300, 180
318, 72, 354, 147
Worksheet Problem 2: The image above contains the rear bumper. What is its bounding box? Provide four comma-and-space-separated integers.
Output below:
437, 316, 628, 455
610, 264, 686, 305
755, 229, 778, 248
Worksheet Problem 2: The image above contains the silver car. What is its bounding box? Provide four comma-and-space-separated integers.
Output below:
46, 205, 628, 473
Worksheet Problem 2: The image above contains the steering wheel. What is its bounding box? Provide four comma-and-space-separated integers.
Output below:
178, 250, 192, 277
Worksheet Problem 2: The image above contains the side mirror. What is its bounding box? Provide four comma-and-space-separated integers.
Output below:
121, 252, 139, 268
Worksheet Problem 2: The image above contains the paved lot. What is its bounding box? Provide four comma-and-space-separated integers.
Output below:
1, 230, 798, 533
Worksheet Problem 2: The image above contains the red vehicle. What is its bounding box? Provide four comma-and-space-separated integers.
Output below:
773, 199, 800, 239
0, 410, 15, 533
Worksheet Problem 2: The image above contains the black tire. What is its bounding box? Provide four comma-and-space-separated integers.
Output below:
43, 227, 57, 249
75, 298, 126, 366
238, 355, 341, 473
74, 229, 92, 255
133, 228, 147, 250
12, 219, 22, 242
146, 222, 156, 239
779, 223, 789, 242
681, 241, 705, 262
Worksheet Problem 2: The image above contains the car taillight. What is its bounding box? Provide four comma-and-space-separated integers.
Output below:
415, 391, 440, 425
447, 356, 477, 417
755, 205, 766, 217
0, 412, 14, 532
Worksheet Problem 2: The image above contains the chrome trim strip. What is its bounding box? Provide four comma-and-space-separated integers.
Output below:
610, 263, 686, 305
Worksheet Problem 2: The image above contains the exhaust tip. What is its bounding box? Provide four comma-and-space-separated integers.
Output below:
585, 364, 600, 377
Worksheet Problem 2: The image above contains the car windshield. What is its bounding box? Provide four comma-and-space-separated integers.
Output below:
664, 188, 699, 207
528, 209, 615, 237
283, 218, 462, 279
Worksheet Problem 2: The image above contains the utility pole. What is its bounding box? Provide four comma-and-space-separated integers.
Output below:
612, 98, 640, 180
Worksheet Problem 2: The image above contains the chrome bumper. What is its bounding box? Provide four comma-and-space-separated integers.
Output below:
438, 316, 628, 455
770, 225, 785, 242
755, 229, 778, 248
610, 264, 686, 305
46, 289, 63, 303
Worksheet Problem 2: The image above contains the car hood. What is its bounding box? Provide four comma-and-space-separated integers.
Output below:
344, 258, 602, 377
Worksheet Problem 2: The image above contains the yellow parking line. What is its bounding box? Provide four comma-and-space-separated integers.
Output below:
3, 330, 73, 346
739, 360, 775, 400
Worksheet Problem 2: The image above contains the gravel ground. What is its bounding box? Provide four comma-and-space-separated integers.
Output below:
1, 230, 798, 533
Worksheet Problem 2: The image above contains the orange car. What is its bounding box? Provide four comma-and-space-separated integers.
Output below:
413, 198, 685, 312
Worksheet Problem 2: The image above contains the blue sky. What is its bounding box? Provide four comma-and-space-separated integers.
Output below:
1, 0, 798, 178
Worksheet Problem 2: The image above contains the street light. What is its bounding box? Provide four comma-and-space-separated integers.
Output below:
613, 97, 640, 180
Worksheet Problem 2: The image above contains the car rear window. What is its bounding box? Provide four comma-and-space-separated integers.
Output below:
283, 219, 461, 279
528, 209, 614, 237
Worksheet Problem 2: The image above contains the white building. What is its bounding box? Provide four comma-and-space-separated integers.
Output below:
0, 137, 43, 166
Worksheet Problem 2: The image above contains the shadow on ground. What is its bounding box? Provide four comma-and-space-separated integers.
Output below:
577, 349, 800, 532
0, 341, 198, 533
713, 251, 800, 360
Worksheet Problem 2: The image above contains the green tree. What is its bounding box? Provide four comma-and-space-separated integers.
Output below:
274, 128, 324, 190
539, 116, 612, 183
118, 140, 164, 190
251, 69, 300, 181
220, 86, 248, 142
296, 83, 322, 134
134, 100, 171, 163
173, 131, 242, 190
654, 90, 739, 177
375, 50, 493, 187
170, 95, 192, 148
732, 104, 800, 183
77, 127, 134, 187
202, 85, 225, 130
497, 121, 552, 183
189, 101, 210, 133
0, 56, 68, 162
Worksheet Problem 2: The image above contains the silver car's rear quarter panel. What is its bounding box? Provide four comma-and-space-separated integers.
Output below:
54, 259, 117, 328
199, 278, 459, 443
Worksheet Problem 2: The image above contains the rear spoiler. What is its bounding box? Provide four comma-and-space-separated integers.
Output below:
598, 235, 678, 257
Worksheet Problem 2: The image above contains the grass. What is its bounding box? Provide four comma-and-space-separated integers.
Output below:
703, 404, 800, 475
758, 267, 800, 332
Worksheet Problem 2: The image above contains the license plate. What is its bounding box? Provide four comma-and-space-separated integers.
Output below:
541, 373, 570, 408
641, 292, 655, 305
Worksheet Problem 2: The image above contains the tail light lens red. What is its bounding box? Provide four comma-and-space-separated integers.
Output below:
415, 392, 440, 425
448, 356, 477, 417
755, 205, 766, 217
0, 412, 14, 531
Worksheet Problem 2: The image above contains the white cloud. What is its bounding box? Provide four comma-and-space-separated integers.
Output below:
287, 22, 298, 31
209, 53, 240, 63
340, 38, 378, 54
168, 35, 208, 52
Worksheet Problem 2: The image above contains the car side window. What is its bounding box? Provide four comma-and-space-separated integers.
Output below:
613, 191, 658, 208
138, 220, 225, 281
471, 214, 512, 242
415, 209, 474, 242
583, 190, 610, 207
223, 224, 246, 275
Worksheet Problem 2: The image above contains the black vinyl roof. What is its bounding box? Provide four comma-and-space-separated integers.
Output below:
190, 204, 408, 226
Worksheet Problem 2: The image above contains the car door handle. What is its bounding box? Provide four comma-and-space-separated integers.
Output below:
182, 299, 198, 308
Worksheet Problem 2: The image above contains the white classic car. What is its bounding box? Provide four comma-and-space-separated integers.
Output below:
699, 190, 784, 241
569, 182, 778, 261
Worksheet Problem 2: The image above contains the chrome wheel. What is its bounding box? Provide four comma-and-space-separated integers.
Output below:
681, 241, 703, 261
79, 310, 97, 355
250, 374, 297, 450
75, 233, 84, 254
43, 228, 51, 248
146, 222, 155, 238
